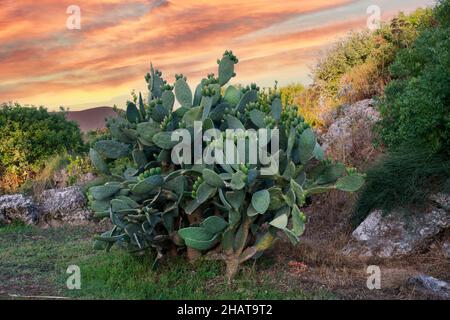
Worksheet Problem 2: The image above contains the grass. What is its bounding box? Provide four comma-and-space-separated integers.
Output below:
0, 224, 336, 300
353, 147, 450, 226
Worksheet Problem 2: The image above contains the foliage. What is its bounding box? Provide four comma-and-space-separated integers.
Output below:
88, 51, 364, 283
353, 147, 450, 226
376, 0, 450, 154
0, 103, 84, 192
288, 7, 434, 127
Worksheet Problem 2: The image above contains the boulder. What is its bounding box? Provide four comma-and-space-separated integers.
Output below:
407, 275, 450, 299
38, 186, 92, 226
0, 194, 40, 225
343, 194, 450, 258
321, 99, 380, 161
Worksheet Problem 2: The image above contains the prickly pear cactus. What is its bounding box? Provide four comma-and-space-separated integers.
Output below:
88, 50, 365, 282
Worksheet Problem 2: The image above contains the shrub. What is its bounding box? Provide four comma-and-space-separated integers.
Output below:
87, 51, 365, 283
303, 7, 433, 123
377, 1, 450, 154
0, 103, 84, 192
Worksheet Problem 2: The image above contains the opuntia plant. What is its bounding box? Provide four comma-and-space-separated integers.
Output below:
88, 50, 365, 283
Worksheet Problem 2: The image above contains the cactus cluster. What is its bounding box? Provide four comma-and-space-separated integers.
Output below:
88, 50, 365, 283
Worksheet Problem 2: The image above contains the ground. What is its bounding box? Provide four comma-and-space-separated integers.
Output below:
0, 218, 448, 300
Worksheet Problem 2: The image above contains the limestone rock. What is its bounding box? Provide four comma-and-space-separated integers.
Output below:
38, 186, 92, 226
343, 205, 449, 258
0, 194, 39, 225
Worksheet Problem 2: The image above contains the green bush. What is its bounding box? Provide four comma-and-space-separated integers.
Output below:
0, 103, 84, 192
377, 1, 450, 154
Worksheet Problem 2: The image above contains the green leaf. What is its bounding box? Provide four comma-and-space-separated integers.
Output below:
126, 102, 140, 123
90, 184, 121, 201
249, 109, 266, 128
224, 85, 240, 105
269, 214, 288, 229
283, 228, 300, 245
89, 148, 110, 175
182, 106, 202, 127
236, 90, 258, 112
196, 182, 217, 204
161, 90, 175, 112
226, 115, 245, 130
230, 171, 246, 190
132, 149, 147, 168
94, 140, 130, 159
178, 227, 219, 251
152, 131, 178, 150
175, 78, 192, 107
336, 174, 365, 192
201, 216, 229, 234
219, 56, 235, 86
316, 163, 346, 185
298, 128, 316, 164
137, 122, 160, 143
268, 187, 285, 210
203, 169, 225, 188
225, 190, 245, 211
271, 98, 282, 121
251, 189, 270, 214
246, 203, 259, 217
291, 205, 305, 237
131, 175, 164, 195
313, 142, 324, 161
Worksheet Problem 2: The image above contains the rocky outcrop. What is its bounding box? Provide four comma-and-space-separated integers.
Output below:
0, 186, 92, 226
38, 186, 92, 226
321, 99, 380, 159
343, 193, 450, 258
407, 275, 450, 299
0, 194, 39, 225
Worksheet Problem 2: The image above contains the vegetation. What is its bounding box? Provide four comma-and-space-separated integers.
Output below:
291, 7, 433, 127
353, 147, 450, 225
87, 51, 364, 283
0, 224, 335, 299
354, 0, 450, 223
0, 103, 84, 192
377, 2, 450, 154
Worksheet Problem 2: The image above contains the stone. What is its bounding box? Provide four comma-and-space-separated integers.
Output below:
37, 186, 92, 226
0, 194, 40, 225
407, 275, 450, 299
343, 206, 449, 258
321, 99, 380, 160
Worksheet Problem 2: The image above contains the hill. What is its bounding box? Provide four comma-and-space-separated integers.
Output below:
66, 107, 118, 132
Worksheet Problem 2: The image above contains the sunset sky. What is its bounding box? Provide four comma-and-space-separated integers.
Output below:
0, 0, 435, 111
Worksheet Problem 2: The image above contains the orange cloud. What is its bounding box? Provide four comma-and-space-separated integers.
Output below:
0, 0, 434, 110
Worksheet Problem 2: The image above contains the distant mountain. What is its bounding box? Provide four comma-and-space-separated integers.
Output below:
66, 106, 118, 132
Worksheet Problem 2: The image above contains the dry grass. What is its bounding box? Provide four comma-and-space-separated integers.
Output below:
268, 189, 450, 300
